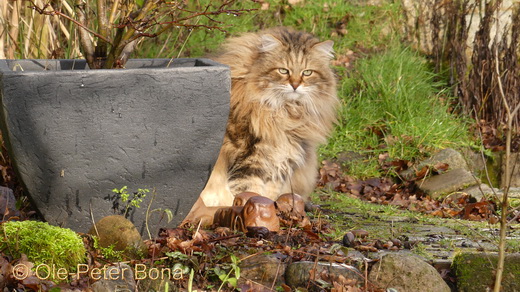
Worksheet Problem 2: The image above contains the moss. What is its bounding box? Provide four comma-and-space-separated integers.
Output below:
479, 152, 501, 188
0, 220, 86, 281
452, 252, 520, 291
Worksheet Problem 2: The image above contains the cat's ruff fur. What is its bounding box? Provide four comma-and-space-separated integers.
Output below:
183, 27, 339, 225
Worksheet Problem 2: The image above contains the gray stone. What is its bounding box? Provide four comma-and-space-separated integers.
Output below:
90, 263, 136, 292
496, 188, 520, 200
418, 168, 478, 199
460, 184, 497, 201
368, 253, 450, 292
239, 254, 287, 290
452, 252, 520, 292
460, 148, 487, 174
0, 186, 19, 219
284, 261, 363, 289
0, 59, 230, 232
401, 148, 470, 180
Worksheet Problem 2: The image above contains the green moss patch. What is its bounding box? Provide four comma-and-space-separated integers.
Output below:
1, 220, 86, 280
452, 252, 520, 291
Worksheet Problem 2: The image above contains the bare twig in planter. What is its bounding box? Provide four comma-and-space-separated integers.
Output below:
75, 0, 96, 67
27, 0, 255, 69
8, 0, 21, 59
29, 1, 111, 44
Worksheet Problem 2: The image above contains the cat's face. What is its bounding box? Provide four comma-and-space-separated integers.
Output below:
251, 31, 335, 108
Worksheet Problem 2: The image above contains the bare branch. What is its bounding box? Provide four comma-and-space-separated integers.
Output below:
28, 0, 112, 44
96, 0, 111, 41
27, 0, 256, 68
74, 0, 95, 68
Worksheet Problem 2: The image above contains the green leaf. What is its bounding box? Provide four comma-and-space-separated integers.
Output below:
135, 0, 145, 8
227, 277, 237, 287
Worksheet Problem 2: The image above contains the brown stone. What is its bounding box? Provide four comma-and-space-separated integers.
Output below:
213, 206, 244, 230
276, 193, 310, 228
276, 193, 306, 215
215, 195, 281, 232
242, 196, 280, 232
233, 192, 262, 206
239, 254, 287, 289
88, 215, 145, 258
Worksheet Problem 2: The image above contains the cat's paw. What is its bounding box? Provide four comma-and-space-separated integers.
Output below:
180, 197, 220, 227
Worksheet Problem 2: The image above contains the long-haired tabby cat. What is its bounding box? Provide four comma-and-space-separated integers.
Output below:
183, 27, 338, 225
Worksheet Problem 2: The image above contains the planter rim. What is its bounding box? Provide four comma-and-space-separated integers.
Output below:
0, 58, 227, 74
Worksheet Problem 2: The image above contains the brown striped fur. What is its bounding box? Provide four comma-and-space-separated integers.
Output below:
183, 27, 338, 225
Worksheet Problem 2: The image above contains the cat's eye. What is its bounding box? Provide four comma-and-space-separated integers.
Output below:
302, 70, 313, 76
278, 68, 289, 75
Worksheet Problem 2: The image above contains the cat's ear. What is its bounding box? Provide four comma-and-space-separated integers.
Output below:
313, 40, 335, 59
260, 34, 282, 52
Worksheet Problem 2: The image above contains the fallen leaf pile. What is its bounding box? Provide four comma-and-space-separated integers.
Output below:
318, 160, 499, 223
474, 120, 520, 152
140, 219, 389, 292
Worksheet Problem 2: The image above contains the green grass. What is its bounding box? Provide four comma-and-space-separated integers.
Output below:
321, 46, 473, 178
135, 0, 402, 59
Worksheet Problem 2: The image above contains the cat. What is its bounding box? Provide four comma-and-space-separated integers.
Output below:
182, 27, 339, 225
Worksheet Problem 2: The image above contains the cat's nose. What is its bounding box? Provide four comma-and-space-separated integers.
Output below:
290, 81, 301, 90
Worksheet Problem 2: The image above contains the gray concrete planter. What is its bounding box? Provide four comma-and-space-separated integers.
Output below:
0, 58, 230, 232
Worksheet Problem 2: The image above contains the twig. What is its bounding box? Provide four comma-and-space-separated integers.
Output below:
207, 234, 242, 243
29, 1, 112, 44
89, 200, 99, 238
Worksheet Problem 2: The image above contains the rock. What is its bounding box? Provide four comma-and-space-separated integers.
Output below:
242, 196, 280, 232
214, 196, 280, 232
0, 186, 19, 220
276, 193, 310, 228
452, 252, 520, 292
276, 193, 306, 215
460, 148, 487, 175
89, 215, 145, 258
368, 253, 450, 292
239, 254, 287, 289
460, 149, 503, 188
285, 261, 363, 289
342, 232, 356, 247
418, 168, 478, 199
459, 184, 520, 202
401, 148, 470, 180
213, 206, 244, 230
460, 184, 497, 201
496, 188, 520, 199
90, 263, 136, 292
233, 192, 261, 206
